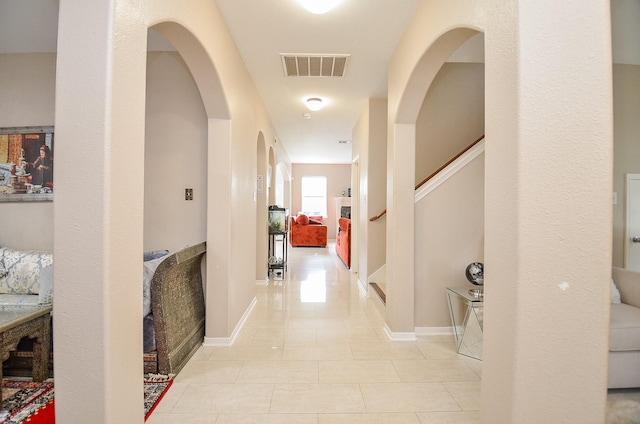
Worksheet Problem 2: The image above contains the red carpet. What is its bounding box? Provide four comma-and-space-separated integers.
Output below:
0, 378, 172, 423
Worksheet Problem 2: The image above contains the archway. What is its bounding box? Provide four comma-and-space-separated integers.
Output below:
413, 33, 485, 331
54, 5, 233, 422
388, 3, 613, 422
385, 27, 482, 337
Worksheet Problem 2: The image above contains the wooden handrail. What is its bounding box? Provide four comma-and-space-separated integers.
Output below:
369, 134, 485, 222
369, 209, 387, 222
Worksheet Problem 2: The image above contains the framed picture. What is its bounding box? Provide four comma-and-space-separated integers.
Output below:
0, 126, 54, 202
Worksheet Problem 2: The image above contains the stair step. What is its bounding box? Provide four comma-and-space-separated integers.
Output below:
369, 282, 386, 305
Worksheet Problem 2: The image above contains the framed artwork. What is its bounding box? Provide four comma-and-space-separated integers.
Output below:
0, 126, 54, 202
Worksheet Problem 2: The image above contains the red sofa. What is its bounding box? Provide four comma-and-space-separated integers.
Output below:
289, 214, 327, 247
336, 217, 351, 268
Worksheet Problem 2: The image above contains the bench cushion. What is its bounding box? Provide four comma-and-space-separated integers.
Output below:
0, 248, 53, 294
0, 294, 42, 307
610, 303, 640, 351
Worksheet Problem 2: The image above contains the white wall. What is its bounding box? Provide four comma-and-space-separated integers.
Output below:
389, 1, 612, 422
144, 51, 207, 252
0, 54, 55, 251
0, 51, 211, 254
352, 99, 387, 288
414, 152, 484, 328
415, 62, 484, 184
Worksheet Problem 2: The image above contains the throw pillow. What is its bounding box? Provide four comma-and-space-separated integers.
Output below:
38, 264, 54, 305
0, 247, 53, 295
143, 254, 168, 317
611, 279, 621, 304
144, 250, 169, 261
297, 214, 309, 225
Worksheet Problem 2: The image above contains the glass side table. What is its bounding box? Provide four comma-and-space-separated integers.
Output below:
446, 287, 484, 360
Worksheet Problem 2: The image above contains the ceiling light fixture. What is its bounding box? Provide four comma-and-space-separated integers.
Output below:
306, 97, 324, 111
299, 0, 341, 14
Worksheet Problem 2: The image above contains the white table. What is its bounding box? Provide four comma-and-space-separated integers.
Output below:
446, 287, 483, 360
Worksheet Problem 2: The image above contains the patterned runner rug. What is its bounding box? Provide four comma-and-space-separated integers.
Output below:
0, 375, 172, 423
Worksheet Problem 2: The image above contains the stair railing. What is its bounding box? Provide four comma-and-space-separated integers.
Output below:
369, 134, 485, 222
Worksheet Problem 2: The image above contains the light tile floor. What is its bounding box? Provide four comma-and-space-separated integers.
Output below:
147, 242, 640, 423
148, 242, 482, 424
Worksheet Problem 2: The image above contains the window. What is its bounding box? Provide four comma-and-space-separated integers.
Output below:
301, 176, 327, 217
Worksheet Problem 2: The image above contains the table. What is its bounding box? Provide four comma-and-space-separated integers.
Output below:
446, 287, 483, 360
0, 306, 52, 402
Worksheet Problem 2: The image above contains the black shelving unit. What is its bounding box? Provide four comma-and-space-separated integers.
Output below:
268, 231, 287, 277
268, 205, 287, 277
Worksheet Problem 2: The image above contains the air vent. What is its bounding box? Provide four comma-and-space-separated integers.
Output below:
281, 54, 349, 77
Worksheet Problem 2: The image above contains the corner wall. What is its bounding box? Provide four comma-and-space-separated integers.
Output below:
389, 1, 612, 422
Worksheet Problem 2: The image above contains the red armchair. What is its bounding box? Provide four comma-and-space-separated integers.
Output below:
336, 217, 351, 268
289, 214, 328, 247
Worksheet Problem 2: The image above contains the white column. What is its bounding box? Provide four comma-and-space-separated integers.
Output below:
482, 1, 612, 422
54, 1, 147, 422
385, 123, 416, 337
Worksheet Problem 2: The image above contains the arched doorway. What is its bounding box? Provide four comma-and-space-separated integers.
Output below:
54, 7, 233, 422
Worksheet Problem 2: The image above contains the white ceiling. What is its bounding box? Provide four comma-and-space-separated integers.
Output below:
213, 0, 420, 164
0, 0, 419, 164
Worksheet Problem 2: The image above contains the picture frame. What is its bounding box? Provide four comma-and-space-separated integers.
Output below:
0, 126, 54, 202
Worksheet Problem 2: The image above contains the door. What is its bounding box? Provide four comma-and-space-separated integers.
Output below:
625, 174, 640, 271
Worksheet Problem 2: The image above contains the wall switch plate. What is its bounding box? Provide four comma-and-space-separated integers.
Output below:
185, 188, 193, 201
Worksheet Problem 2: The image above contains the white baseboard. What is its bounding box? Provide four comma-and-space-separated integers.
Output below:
383, 324, 417, 341
415, 326, 453, 336
203, 296, 257, 347
357, 278, 368, 297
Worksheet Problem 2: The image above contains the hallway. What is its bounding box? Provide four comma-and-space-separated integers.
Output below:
147, 242, 482, 424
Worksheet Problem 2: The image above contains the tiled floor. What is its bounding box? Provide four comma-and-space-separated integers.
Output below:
147, 242, 482, 424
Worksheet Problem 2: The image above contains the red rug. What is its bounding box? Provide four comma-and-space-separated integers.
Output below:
0, 377, 172, 423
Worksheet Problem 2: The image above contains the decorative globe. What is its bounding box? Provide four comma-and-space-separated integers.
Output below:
465, 262, 484, 286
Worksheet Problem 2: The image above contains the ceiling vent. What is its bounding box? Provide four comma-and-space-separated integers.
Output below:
281, 54, 349, 77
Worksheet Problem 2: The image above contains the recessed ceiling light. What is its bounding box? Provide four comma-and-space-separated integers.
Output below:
298, 0, 342, 14
306, 97, 323, 111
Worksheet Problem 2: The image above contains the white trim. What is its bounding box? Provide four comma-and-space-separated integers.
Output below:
203, 296, 257, 347
415, 139, 485, 203
357, 278, 369, 297
383, 324, 417, 341
415, 326, 453, 336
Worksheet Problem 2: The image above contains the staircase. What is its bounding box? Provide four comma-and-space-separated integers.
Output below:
367, 135, 485, 310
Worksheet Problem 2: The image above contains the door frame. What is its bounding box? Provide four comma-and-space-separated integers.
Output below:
624, 173, 640, 270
